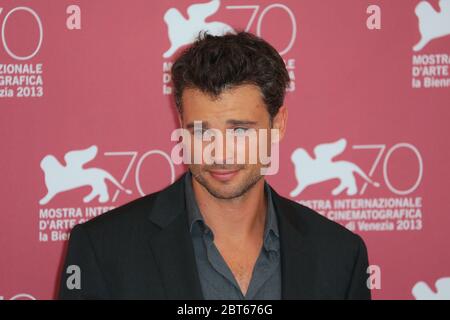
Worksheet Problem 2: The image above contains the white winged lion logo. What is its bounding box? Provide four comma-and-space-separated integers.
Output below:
163, 0, 235, 58
290, 138, 380, 197
413, 0, 450, 51
39, 145, 132, 205
413, 277, 450, 300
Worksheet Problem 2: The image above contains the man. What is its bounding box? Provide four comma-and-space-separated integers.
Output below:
59, 31, 371, 300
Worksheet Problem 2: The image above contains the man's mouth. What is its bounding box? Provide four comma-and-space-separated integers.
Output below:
208, 168, 240, 182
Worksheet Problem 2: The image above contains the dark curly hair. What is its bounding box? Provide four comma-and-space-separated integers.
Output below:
171, 31, 290, 119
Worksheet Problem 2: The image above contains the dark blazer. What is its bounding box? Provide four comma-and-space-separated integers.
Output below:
59, 172, 371, 299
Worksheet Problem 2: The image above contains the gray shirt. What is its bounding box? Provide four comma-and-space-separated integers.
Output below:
184, 170, 281, 300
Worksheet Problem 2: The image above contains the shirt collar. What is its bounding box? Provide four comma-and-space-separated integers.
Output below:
184, 170, 279, 247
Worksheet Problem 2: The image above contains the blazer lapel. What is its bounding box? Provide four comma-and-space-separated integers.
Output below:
145, 173, 319, 300
146, 173, 204, 299
270, 186, 319, 299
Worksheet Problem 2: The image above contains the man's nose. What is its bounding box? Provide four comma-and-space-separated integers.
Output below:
210, 132, 236, 165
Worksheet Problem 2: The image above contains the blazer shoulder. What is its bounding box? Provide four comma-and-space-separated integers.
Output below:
73, 189, 162, 239
72, 173, 186, 241
276, 193, 364, 247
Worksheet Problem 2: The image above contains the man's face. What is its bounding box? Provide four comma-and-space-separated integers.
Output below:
179, 84, 286, 199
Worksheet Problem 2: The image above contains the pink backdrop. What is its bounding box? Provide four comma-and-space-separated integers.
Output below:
1, 0, 449, 300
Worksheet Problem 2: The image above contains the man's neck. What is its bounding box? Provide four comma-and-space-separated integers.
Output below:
191, 176, 267, 245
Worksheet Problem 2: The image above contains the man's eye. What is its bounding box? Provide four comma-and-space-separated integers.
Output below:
193, 128, 205, 135
233, 127, 248, 135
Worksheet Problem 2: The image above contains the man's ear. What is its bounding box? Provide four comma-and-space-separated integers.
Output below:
272, 106, 288, 142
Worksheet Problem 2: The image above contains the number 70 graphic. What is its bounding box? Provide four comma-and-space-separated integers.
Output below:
352, 143, 423, 195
